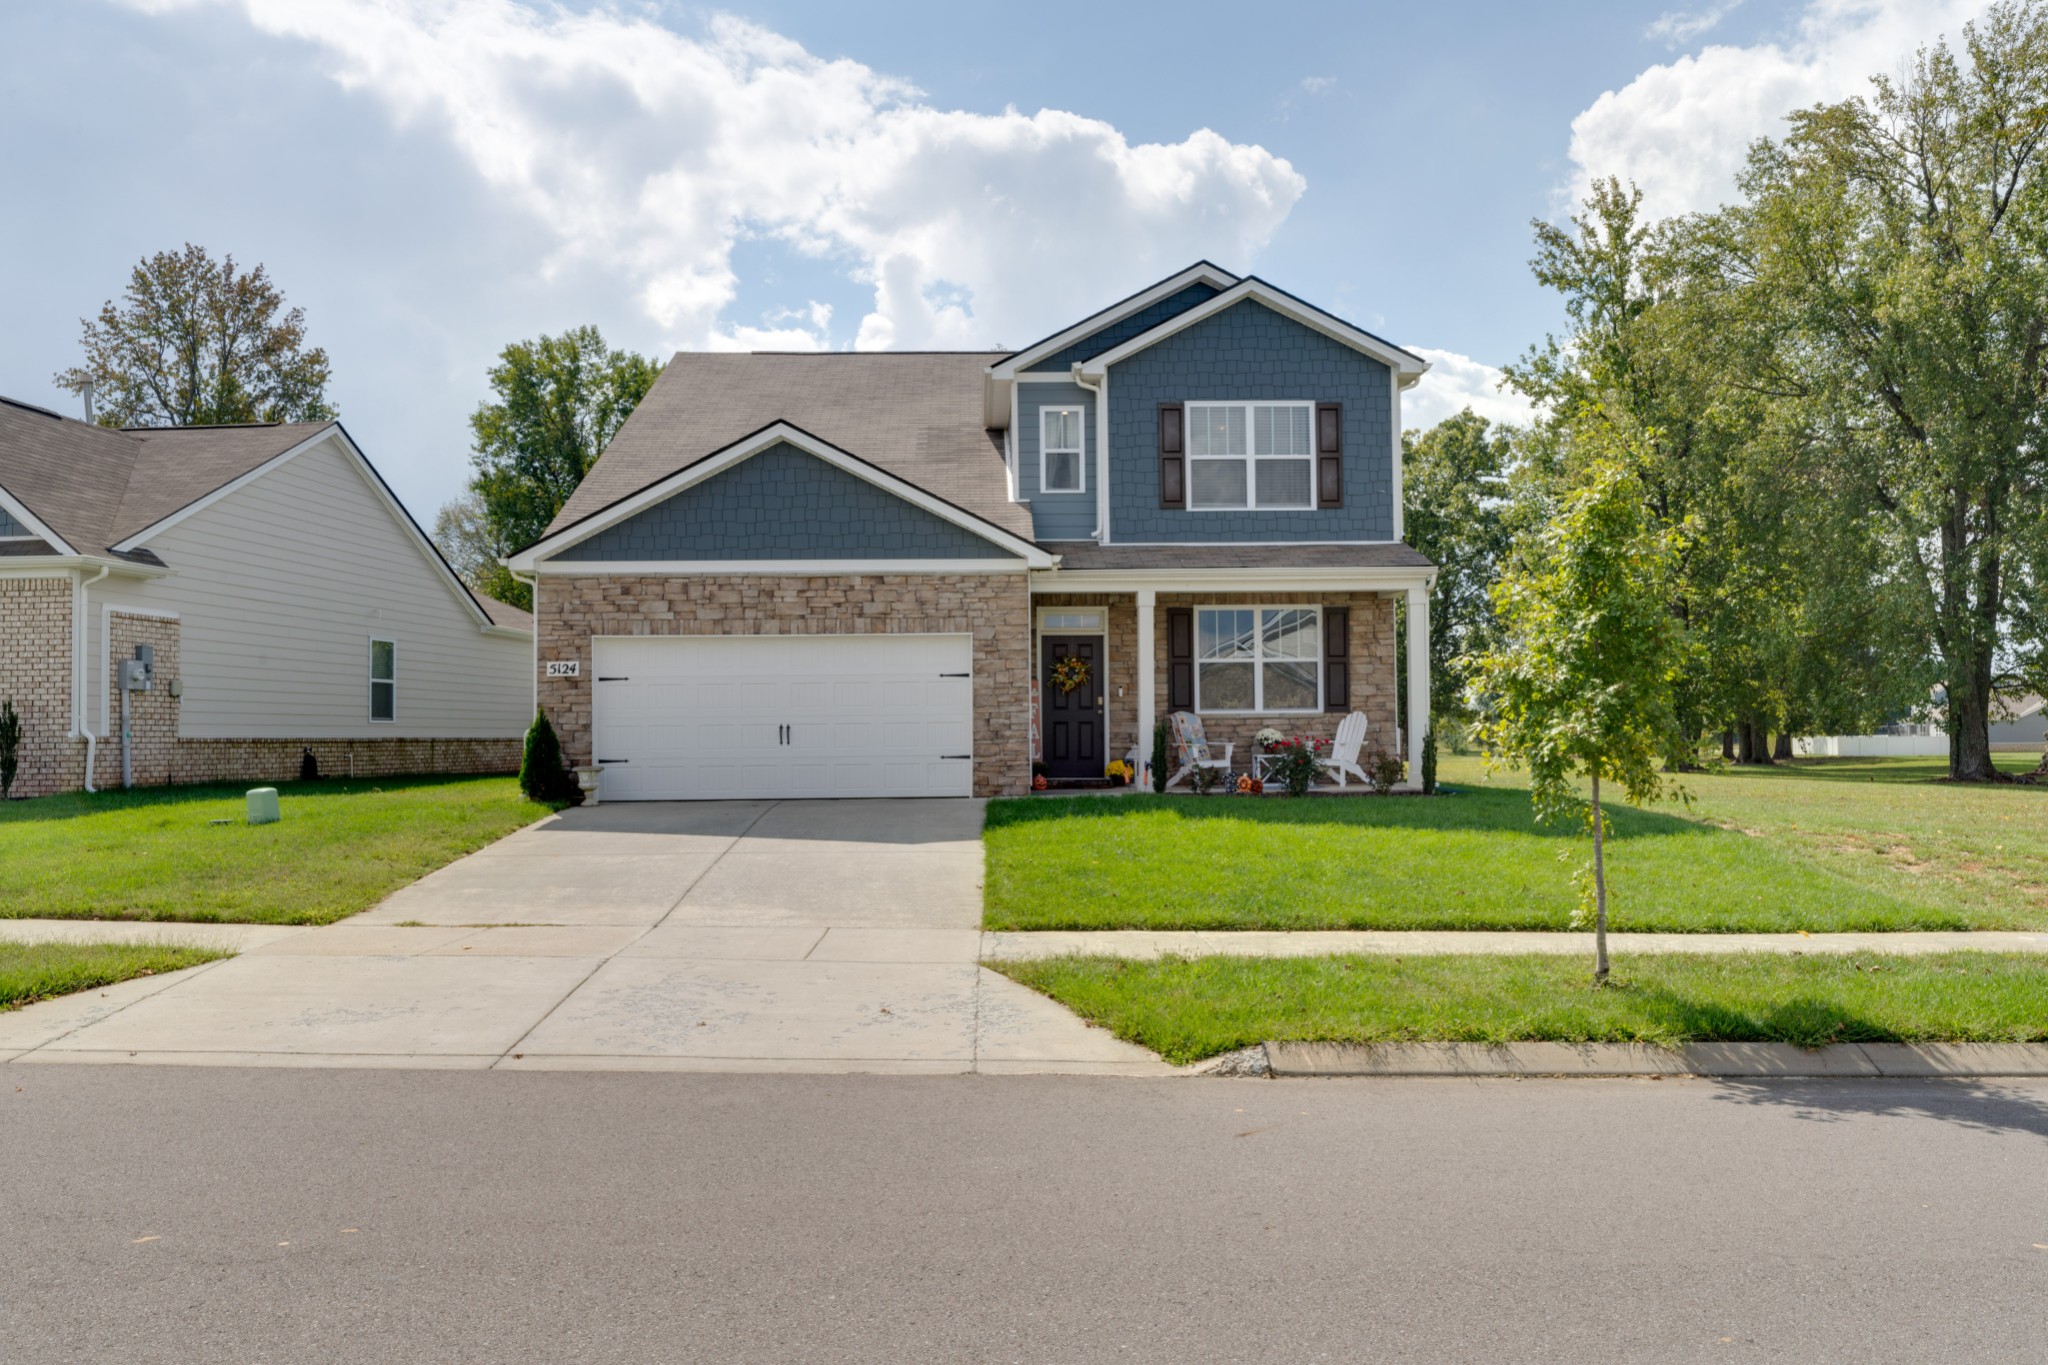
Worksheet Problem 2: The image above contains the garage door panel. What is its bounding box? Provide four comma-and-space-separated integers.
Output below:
592, 634, 974, 800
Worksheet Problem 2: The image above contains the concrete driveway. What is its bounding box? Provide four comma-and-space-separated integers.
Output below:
0, 800, 1167, 1075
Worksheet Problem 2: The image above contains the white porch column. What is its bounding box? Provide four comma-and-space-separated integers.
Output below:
1403, 582, 1430, 791
1136, 588, 1157, 780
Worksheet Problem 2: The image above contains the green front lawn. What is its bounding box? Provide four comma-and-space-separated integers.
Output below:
983, 754, 2048, 933
0, 940, 231, 1010
0, 776, 548, 924
993, 952, 2048, 1064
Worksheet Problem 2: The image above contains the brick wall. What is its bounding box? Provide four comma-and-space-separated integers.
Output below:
536, 573, 1032, 797
169, 737, 520, 785
0, 577, 80, 799
95, 612, 181, 789
1152, 591, 1399, 762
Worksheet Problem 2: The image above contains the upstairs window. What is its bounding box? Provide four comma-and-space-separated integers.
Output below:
1186, 401, 1315, 509
1195, 606, 1321, 712
369, 638, 396, 723
1040, 406, 1085, 493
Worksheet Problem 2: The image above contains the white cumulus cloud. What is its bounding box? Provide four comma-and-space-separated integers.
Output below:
1402, 348, 1535, 433
121, 0, 1307, 354
1568, 0, 1994, 219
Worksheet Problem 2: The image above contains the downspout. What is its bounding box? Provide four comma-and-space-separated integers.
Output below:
74, 564, 110, 792
1071, 364, 1109, 543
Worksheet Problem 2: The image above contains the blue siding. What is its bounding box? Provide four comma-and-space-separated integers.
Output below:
553, 442, 1014, 561
0, 504, 26, 537
1015, 380, 1097, 542
1034, 282, 1223, 373
1107, 300, 1395, 542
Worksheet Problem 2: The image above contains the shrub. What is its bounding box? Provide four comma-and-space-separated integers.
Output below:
0, 698, 19, 799
1422, 726, 1438, 794
1365, 747, 1405, 795
1188, 761, 1226, 795
1263, 736, 1327, 797
1150, 718, 1169, 794
520, 709, 579, 804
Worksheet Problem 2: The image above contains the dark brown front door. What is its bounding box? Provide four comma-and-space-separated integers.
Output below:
1041, 636, 1105, 780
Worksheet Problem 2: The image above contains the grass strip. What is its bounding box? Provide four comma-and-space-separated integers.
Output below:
0, 775, 549, 925
992, 951, 2048, 1064
0, 940, 230, 1011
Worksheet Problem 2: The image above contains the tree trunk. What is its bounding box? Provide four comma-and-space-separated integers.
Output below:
1721, 728, 1735, 761
1591, 769, 1609, 984
1773, 731, 1793, 761
1936, 491, 2002, 782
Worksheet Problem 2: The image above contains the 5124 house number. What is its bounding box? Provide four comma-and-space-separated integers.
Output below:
543, 660, 580, 678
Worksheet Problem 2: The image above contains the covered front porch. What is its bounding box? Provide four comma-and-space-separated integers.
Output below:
1023, 551, 1434, 792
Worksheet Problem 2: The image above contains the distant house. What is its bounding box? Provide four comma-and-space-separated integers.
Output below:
0, 397, 532, 798
1795, 694, 2046, 758
505, 263, 1438, 799
1991, 695, 2047, 750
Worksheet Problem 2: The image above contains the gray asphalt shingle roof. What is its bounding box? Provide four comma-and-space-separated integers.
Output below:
546, 352, 1027, 541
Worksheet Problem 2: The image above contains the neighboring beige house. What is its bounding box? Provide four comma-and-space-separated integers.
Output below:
0, 396, 533, 798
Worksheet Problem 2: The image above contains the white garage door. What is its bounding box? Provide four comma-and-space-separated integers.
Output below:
590, 634, 974, 800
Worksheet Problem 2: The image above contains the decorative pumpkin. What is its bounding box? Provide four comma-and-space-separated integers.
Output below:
1032, 773, 1049, 791
1249, 777, 1265, 795
1050, 654, 1092, 694
1236, 773, 1253, 794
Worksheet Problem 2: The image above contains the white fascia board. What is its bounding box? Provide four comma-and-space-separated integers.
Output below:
509, 422, 1055, 570
532, 558, 1031, 577
1028, 565, 1437, 593
1076, 280, 1432, 382
110, 426, 341, 551
988, 264, 1240, 379
482, 624, 533, 640
0, 485, 78, 555
0, 556, 168, 579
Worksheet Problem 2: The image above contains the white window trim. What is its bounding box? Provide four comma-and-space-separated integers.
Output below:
369, 636, 397, 724
1183, 400, 1318, 511
1193, 604, 1323, 715
1038, 405, 1086, 494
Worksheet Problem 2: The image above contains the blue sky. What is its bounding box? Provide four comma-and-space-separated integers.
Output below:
0, 0, 1994, 520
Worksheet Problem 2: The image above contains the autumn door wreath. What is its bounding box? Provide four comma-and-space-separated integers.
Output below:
1051, 654, 1092, 694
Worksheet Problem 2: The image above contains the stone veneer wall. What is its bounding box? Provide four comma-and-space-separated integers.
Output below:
0, 577, 81, 799
1151, 592, 1399, 762
535, 573, 1032, 797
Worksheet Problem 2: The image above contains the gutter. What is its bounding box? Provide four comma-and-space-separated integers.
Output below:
1070, 363, 1109, 543
73, 563, 111, 792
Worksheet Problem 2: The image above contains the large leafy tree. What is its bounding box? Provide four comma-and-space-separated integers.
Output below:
55, 244, 333, 427
1472, 444, 1689, 981
1402, 409, 1515, 719
464, 326, 661, 609
1709, 0, 2048, 779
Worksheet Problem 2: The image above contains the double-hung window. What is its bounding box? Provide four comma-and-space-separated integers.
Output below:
1195, 606, 1321, 712
1186, 401, 1315, 509
1040, 406, 1084, 493
369, 638, 396, 723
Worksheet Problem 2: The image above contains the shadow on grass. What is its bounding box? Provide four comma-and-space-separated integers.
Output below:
0, 773, 524, 825
1708, 1078, 2048, 1143
1693, 755, 2048, 787
986, 786, 1711, 842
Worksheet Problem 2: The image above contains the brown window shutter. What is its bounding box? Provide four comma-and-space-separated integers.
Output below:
1159, 402, 1186, 509
1167, 607, 1194, 710
1316, 402, 1343, 508
1323, 607, 1349, 711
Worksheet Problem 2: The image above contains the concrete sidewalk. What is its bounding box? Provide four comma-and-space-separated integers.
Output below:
0, 799, 1169, 1076
982, 928, 2048, 959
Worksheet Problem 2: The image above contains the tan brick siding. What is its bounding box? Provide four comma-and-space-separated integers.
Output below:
95, 612, 181, 789
1150, 592, 1400, 763
168, 737, 519, 785
0, 577, 81, 799
536, 573, 1032, 797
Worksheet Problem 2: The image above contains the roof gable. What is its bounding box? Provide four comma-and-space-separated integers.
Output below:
989, 263, 1239, 379
1078, 278, 1429, 383
514, 421, 1052, 570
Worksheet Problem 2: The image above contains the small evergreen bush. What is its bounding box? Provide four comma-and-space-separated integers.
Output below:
1150, 718, 1169, 794
520, 709, 579, 804
1422, 726, 1438, 794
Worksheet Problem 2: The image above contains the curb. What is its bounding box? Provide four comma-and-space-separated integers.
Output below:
1258, 1040, 2048, 1079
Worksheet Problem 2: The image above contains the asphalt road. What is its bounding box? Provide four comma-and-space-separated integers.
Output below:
4, 1067, 2045, 1363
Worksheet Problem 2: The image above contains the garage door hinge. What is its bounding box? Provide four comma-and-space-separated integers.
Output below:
940, 754, 970, 760
938, 672, 969, 678
598, 758, 628, 764
598, 676, 628, 682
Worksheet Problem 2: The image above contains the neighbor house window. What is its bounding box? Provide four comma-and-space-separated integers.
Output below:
1040, 406, 1085, 493
1195, 606, 1320, 712
1186, 401, 1315, 509
369, 638, 396, 722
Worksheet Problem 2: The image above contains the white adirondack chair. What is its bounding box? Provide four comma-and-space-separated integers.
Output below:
1326, 710, 1372, 788
1167, 712, 1234, 789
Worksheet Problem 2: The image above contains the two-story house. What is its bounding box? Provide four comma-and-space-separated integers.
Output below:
507, 263, 1436, 799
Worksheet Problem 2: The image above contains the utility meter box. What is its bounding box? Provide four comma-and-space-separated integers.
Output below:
120, 645, 154, 692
